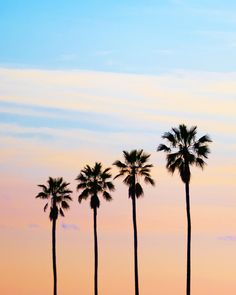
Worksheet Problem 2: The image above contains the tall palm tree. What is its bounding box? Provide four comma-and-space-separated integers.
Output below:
36, 177, 73, 295
113, 149, 155, 295
157, 124, 212, 295
76, 162, 115, 295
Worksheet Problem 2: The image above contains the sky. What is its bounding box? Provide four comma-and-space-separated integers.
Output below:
0, 1, 236, 295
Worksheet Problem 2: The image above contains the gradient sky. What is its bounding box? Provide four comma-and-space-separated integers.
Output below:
0, 1, 236, 295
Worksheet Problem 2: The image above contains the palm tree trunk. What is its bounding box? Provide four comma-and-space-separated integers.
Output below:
52, 217, 57, 295
185, 181, 191, 295
93, 207, 98, 295
132, 192, 139, 295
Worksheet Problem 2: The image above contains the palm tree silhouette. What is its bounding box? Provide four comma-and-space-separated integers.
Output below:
157, 124, 212, 295
36, 177, 73, 295
113, 149, 155, 295
76, 162, 115, 295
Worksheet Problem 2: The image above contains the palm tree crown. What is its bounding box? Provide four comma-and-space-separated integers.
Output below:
36, 177, 73, 220
76, 162, 115, 208
157, 124, 212, 183
113, 149, 155, 196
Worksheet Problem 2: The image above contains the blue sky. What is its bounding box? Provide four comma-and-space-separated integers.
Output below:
1, 2, 236, 295
1, 0, 236, 73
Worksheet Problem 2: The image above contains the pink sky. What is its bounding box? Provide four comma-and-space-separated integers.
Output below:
0, 68, 236, 294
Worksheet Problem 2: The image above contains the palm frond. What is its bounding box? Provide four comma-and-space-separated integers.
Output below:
113, 172, 125, 180
78, 188, 90, 203
63, 195, 73, 201
37, 184, 48, 193
103, 191, 112, 201
76, 182, 87, 190
187, 126, 197, 144
75, 173, 87, 182
123, 149, 139, 165
172, 127, 181, 141
103, 167, 112, 174
166, 152, 181, 166
35, 192, 48, 199
195, 157, 206, 169
43, 203, 48, 212
142, 164, 153, 168
135, 183, 144, 198
144, 176, 155, 186
157, 144, 171, 152
195, 145, 210, 158
188, 153, 196, 165
105, 181, 115, 191
179, 124, 188, 144
167, 162, 178, 174
139, 152, 150, 164
113, 160, 127, 169
162, 132, 177, 146
61, 201, 70, 210
94, 162, 102, 176
59, 208, 64, 217
123, 175, 132, 185
198, 134, 212, 143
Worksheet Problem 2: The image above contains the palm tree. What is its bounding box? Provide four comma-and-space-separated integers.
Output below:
76, 162, 115, 295
36, 177, 73, 295
157, 124, 212, 295
113, 149, 155, 295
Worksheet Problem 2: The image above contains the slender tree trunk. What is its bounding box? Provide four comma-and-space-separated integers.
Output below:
185, 181, 191, 295
132, 181, 139, 295
52, 217, 57, 295
93, 207, 98, 295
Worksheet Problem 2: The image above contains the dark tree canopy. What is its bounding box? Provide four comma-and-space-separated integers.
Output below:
113, 149, 155, 198
36, 177, 73, 220
157, 124, 212, 183
76, 162, 115, 209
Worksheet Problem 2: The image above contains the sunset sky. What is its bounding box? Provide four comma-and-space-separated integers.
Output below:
1, 1, 236, 295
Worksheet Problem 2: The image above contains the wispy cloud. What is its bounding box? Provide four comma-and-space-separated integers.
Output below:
218, 235, 236, 242
61, 223, 79, 231
0, 67, 236, 142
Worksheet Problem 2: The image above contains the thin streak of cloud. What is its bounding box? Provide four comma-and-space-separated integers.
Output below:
61, 223, 79, 231
218, 235, 236, 242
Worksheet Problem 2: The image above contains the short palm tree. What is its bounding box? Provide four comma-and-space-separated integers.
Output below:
157, 124, 212, 295
76, 162, 115, 295
113, 149, 155, 295
36, 177, 73, 295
